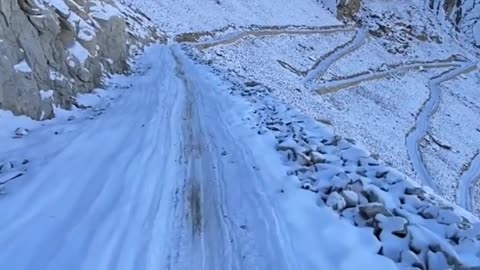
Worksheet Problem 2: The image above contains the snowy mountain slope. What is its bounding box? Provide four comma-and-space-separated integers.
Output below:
321, 0, 480, 50
428, 0, 480, 47
170, 0, 480, 215
1, 0, 480, 269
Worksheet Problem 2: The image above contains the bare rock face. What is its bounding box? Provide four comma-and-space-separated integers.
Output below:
0, 0, 163, 120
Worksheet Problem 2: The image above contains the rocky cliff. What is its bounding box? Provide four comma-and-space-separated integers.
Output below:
321, 0, 480, 49
428, 0, 480, 47
0, 0, 162, 120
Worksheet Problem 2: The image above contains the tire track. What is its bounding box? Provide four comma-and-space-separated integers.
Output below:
458, 152, 480, 212
167, 45, 298, 270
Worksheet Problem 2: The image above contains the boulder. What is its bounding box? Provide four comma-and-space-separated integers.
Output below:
375, 214, 408, 236
426, 251, 449, 270
419, 205, 440, 219
309, 151, 326, 164
326, 191, 347, 211
14, 127, 29, 137
359, 203, 393, 219
436, 210, 461, 225
400, 250, 423, 268
341, 190, 359, 208
297, 152, 312, 166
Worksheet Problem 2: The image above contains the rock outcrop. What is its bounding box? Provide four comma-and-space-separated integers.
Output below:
0, 0, 162, 120
336, 0, 361, 20
319, 0, 362, 20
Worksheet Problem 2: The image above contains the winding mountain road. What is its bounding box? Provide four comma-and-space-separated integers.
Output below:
315, 59, 463, 94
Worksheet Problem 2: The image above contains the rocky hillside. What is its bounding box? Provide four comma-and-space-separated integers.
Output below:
319, 0, 361, 20
321, 0, 480, 49
0, 0, 162, 120
428, 0, 480, 47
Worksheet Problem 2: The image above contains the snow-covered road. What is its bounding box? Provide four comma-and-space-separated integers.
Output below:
0, 45, 396, 270
0, 45, 291, 269
163, 47, 297, 270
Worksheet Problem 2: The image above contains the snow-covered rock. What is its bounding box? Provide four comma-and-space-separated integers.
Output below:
341, 190, 359, 207
436, 209, 462, 225
326, 191, 347, 210
427, 250, 449, 270
400, 250, 422, 268
375, 214, 408, 234
310, 151, 327, 164
359, 203, 392, 219
14, 127, 29, 137
320, 0, 362, 20
474, 20, 480, 46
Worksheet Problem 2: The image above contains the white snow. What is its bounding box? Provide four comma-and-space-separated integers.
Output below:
69, 41, 90, 64
75, 89, 109, 107
49, 69, 67, 81
44, 0, 70, 15
0, 110, 40, 144
281, 187, 397, 270
78, 28, 96, 41
14, 60, 32, 73
39, 90, 54, 101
